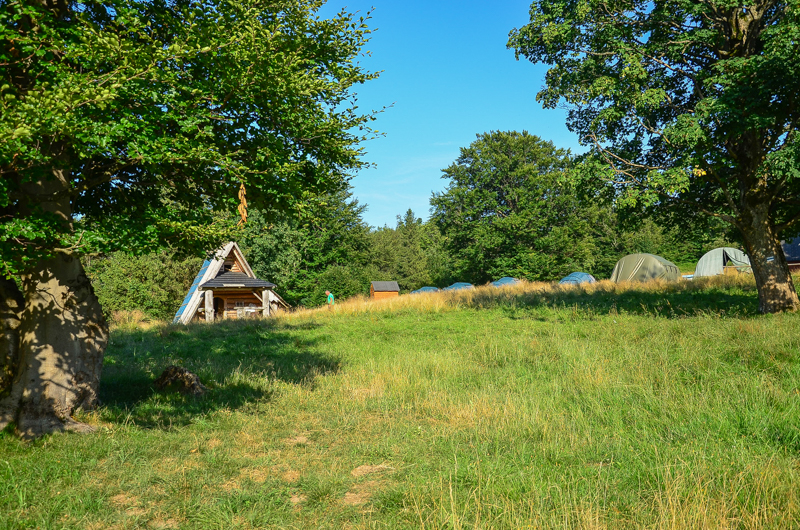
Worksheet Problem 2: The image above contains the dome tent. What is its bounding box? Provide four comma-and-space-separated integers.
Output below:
410, 286, 440, 294
609, 253, 680, 283
443, 282, 474, 291
491, 277, 520, 287
559, 272, 596, 285
694, 247, 751, 278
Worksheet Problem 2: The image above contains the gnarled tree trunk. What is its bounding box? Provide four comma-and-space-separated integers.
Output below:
1, 160, 109, 438
0, 252, 108, 438
0, 278, 24, 393
740, 201, 799, 314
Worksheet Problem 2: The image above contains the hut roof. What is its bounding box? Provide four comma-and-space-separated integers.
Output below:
200, 271, 276, 290
371, 281, 400, 292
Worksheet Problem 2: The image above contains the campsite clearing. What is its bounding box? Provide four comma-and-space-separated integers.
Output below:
1, 276, 799, 528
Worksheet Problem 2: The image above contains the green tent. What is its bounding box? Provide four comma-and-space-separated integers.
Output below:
693, 247, 750, 277
609, 253, 680, 283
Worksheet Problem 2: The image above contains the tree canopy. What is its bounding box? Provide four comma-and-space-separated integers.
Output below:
431, 131, 597, 283
1, 0, 378, 274
238, 189, 374, 307
509, 0, 800, 312
0, 0, 379, 437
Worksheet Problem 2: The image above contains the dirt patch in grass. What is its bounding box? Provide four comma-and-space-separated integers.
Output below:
351, 464, 393, 477
283, 469, 301, 483
343, 480, 383, 506
240, 466, 270, 483
110, 493, 138, 507
221, 478, 240, 491
148, 518, 180, 529
148, 484, 168, 497
290, 493, 307, 505
86, 523, 124, 530
154, 457, 201, 475
110, 493, 148, 516
284, 434, 310, 446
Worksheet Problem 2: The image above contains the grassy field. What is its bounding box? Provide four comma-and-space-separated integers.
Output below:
1, 276, 799, 529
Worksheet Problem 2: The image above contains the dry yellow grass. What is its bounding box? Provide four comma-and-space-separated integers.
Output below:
284, 273, 758, 320
6, 270, 798, 529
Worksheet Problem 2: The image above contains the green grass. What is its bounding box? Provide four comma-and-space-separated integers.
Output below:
1, 276, 799, 528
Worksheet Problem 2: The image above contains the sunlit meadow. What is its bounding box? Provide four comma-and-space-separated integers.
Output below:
1, 275, 798, 529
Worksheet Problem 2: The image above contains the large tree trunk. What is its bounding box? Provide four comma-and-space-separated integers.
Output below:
0, 278, 24, 394
739, 202, 799, 314
1, 161, 109, 438
0, 252, 108, 438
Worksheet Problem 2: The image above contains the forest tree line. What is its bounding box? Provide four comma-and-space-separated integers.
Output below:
85, 132, 738, 319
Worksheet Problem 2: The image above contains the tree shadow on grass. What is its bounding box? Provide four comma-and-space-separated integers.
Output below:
467, 276, 760, 321
98, 318, 336, 429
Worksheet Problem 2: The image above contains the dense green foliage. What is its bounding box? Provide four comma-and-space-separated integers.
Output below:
0, 0, 378, 275
83, 252, 202, 321
367, 210, 453, 290
239, 201, 452, 305
508, 0, 800, 221
237, 190, 375, 307
2, 278, 799, 527
508, 0, 800, 311
83, 195, 450, 315
430, 131, 727, 284
86, 140, 738, 315
431, 131, 581, 283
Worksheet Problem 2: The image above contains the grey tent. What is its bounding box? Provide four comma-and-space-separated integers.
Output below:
491, 277, 520, 287
443, 282, 474, 291
609, 253, 680, 283
559, 272, 596, 285
694, 247, 751, 278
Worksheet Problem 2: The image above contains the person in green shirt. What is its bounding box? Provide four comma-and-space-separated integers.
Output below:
325, 290, 334, 307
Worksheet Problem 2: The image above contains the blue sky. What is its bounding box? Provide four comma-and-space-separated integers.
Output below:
318, 1, 584, 228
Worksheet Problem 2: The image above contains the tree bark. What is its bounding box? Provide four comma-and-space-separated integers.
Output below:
739, 201, 800, 314
0, 278, 24, 394
0, 252, 108, 438
1, 160, 109, 438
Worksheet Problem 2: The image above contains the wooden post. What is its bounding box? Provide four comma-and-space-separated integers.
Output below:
205, 290, 214, 322
262, 290, 270, 318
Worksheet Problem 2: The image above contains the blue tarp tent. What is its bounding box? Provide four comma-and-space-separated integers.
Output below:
559, 272, 596, 285
491, 277, 520, 287
443, 282, 474, 291
410, 286, 440, 294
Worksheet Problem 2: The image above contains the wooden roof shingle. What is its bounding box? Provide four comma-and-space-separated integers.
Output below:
200, 271, 276, 289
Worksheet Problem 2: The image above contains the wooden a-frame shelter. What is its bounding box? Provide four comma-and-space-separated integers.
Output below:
173, 242, 288, 324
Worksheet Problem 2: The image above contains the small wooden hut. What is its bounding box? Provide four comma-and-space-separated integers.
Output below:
173, 242, 288, 324
370, 281, 400, 300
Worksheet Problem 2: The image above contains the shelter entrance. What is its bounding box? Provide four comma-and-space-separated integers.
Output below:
213, 297, 224, 319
